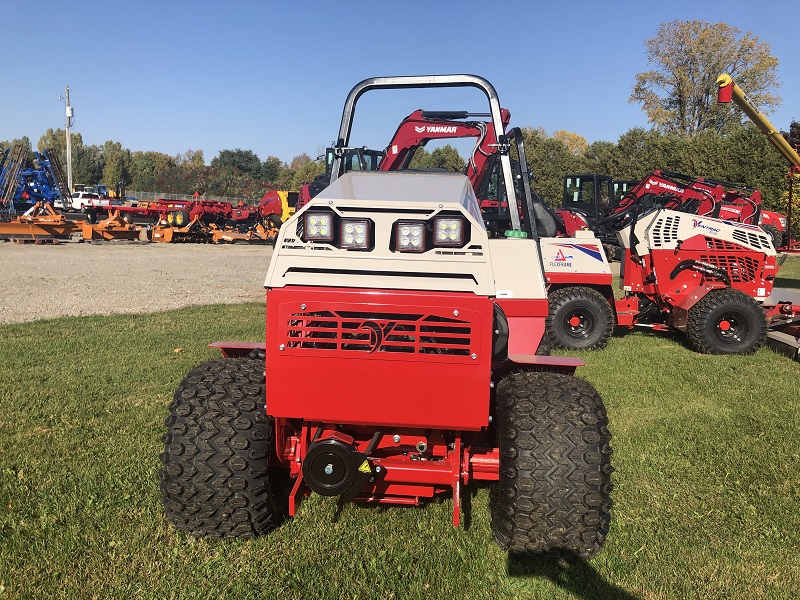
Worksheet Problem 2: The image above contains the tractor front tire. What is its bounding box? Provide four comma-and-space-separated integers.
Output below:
547, 286, 614, 350
160, 357, 290, 539
762, 224, 783, 250
686, 288, 767, 355
491, 371, 613, 558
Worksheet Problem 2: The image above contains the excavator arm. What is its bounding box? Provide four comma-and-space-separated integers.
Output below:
379, 108, 511, 189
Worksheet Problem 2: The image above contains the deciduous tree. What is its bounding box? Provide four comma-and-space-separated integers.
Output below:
630, 21, 780, 136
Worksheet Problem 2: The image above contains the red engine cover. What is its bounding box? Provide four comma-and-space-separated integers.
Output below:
265, 287, 494, 430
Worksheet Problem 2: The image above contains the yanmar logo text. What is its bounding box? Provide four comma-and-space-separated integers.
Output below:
414, 125, 458, 134
692, 219, 720, 235
647, 179, 683, 194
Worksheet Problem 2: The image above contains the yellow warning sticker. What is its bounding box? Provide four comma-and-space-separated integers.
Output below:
358, 460, 371, 474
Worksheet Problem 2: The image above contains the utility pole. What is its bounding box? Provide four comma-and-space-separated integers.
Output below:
64, 86, 74, 192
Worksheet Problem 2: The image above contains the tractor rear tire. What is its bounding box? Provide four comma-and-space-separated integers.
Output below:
547, 286, 615, 350
686, 288, 767, 355
160, 357, 290, 539
762, 224, 783, 250
491, 371, 613, 558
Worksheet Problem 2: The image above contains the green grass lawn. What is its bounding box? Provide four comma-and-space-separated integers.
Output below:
1, 258, 798, 599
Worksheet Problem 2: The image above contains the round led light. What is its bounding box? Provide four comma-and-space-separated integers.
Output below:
400, 237, 410, 246
345, 234, 354, 244
310, 226, 319, 235
320, 227, 329, 236
401, 226, 410, 236
411, 237, 420, 246
355, 235, 364, 244
355, 225, 364, 234
309, 216, 318, 225
449, 222, 458, 230
449, 232, 458, 240
437, 231, 447, 240
438, 221, 447, 229
345, 224, 354, 234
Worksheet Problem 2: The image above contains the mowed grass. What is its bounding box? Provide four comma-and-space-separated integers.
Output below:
1, 258, 799, 599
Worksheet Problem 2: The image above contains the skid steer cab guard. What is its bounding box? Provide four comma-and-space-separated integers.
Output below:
161, 75, 613, 559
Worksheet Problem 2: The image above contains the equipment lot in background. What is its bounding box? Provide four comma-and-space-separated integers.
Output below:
0, 242, 272, 324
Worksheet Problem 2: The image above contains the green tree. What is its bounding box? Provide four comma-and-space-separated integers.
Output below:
129, 151, 177, 190
262, 155, 285, 182
211, 149, 263, 178
630, 21, 780, 136
174, 149, 205, 167
101, 141, 130, 188
521, 127, 581, 205
72, 144, 104, 185
407, 145, 465, 172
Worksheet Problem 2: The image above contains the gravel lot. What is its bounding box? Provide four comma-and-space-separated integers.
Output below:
0, 239, 274, 324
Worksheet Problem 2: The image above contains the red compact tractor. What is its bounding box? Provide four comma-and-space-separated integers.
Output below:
160, 75, 614, 557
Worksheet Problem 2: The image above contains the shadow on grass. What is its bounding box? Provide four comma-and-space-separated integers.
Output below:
508, 552, 641, 600
774, 276, 800, 290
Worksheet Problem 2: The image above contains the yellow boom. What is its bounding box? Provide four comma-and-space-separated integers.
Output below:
717, 74, 800, 169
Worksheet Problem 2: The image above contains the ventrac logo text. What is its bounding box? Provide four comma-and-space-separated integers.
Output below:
414, 125, 458, 134
692, 219, 721, 235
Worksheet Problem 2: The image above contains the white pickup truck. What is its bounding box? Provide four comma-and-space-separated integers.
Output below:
70, 192, 112, 212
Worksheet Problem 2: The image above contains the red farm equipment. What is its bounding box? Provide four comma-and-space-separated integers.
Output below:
340, 107, 800, 355
160, 75, 614, 558
558, 171, 789, 253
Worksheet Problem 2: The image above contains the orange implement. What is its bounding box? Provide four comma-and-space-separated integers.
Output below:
0, 203, 78, 241
81, 210, 142, 241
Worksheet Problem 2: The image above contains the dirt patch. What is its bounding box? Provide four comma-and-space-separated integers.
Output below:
0, 239, 274, 324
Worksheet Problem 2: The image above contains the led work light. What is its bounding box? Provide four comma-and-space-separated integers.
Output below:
340, 219, 370, 250
395, 221, 426, 253
303, 211, 334, 242
433, 216, 465, 247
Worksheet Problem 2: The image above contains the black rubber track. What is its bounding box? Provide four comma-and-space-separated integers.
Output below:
491, 371, 613, 559
546, 286, 615, 350
685, 288, 767, 355
160, 358, 290, 538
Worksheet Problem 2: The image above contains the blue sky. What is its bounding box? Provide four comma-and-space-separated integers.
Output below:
2, 0, 798, 165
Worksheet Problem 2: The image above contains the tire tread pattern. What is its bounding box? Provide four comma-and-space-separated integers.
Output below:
546, 286, 615, 350
491, 371, 613, 558
159, 358, 289, 538
685, 288, 767, 355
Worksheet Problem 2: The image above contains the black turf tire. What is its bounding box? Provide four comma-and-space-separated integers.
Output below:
547, 286, 615, 350
762, 224, 783, 250
491, 371, 613, 558
686, 288, 767, 355
85, 208, 98, 224
160, 358, 290, 538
